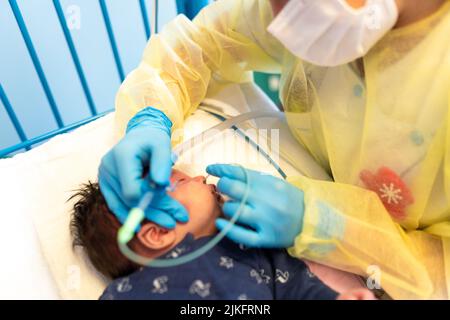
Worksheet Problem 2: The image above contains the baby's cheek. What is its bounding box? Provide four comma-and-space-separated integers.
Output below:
192, 189, 216, 211
169, 184, 218, 215
168, 191, 190, 210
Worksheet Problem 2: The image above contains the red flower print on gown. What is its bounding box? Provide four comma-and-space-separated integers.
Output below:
360, 167, 414, 220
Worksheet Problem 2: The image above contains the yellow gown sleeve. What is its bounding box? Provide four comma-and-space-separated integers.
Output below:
287, 175, 449, 299
114, 0, 281, 138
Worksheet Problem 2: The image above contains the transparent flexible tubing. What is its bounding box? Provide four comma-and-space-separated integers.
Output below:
198, 102, 325, 179
118, 110, 284, 267
173, 110, 285, 157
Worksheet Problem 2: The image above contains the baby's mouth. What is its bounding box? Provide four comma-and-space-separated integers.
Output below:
209, 184, 224, 204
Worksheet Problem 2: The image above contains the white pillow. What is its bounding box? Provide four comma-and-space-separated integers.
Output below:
0, 114, 117, 299
0, 162, 59, 299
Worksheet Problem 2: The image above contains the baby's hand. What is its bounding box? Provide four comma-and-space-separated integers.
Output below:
337, 288, 376, 300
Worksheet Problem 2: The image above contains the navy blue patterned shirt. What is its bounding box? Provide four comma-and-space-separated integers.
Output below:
100, 234, 338, 300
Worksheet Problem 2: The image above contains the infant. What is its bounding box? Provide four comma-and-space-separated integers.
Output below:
70, 169, 374, 300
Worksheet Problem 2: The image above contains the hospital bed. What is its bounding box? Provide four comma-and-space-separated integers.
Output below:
0, 0, 365, 299
0, 82, 366, 299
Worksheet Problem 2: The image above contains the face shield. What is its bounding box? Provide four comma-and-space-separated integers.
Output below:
267, 0, 398, 67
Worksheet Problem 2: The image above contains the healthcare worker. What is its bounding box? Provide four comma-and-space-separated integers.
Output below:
99, 0, 450, 299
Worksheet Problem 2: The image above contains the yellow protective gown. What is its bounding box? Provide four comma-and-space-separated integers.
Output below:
114, 0, 450, 299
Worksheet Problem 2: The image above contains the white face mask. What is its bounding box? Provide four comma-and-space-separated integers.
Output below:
267, 0, 399, 67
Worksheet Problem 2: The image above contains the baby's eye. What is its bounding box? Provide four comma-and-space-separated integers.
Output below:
173, 178, 188, 187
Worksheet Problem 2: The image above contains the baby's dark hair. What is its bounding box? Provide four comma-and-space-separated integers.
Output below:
70, 182, 140, 279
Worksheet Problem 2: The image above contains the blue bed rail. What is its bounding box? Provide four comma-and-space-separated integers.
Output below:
0, 0, 209, 158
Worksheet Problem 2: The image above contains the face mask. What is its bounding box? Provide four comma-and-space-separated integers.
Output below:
267, 0, 399, 67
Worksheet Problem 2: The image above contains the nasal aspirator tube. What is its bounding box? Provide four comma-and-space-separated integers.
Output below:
118, 180, 179, 244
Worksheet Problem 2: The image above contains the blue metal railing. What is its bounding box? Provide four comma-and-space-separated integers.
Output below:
99, 0, 125, 82
139, 0, 152, 40
0, 111, 111, 157
1, 0, 208, 158
53, 0, 98, 117
0, 84, 29, 151
9, 0, 65, 129
176, 0, 208, 21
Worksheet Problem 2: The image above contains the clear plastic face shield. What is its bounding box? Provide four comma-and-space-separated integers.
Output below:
117, 108, 330, 267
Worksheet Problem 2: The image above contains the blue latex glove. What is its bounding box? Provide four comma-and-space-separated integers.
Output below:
99, 107, 189, 229
207, 164, 304, 248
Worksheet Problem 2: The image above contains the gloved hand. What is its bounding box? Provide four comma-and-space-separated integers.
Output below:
99, 107, 189, 229
207, 164, 305, 248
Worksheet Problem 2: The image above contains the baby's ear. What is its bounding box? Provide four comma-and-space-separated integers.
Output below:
136, 223, 176, 250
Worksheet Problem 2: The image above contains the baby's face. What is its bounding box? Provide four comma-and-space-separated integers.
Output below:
167, 170, 223, 238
